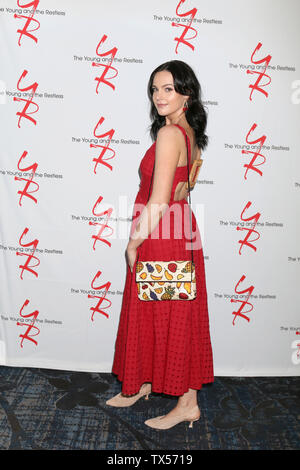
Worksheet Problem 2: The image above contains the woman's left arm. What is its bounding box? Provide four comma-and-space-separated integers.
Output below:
126, 125, 181, 268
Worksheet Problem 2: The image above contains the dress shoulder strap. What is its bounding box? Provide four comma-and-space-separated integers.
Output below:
172, 124, 191, 164
173, 123, 186, 137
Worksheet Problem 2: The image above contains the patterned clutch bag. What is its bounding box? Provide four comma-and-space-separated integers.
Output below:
135, 130, 198, 301
136, 260, 196, 301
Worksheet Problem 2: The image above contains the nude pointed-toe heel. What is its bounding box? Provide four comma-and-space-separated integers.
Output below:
188, 417, 200, 428
144, 406, 201, 430
106, 387, 151, 407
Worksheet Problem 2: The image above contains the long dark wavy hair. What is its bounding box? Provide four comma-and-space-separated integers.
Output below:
147, 60, 208, 151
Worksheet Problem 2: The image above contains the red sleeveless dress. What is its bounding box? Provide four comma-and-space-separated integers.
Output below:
111, 124, 214, 396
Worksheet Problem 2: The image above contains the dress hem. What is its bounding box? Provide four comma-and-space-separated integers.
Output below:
111, 370, 214, 397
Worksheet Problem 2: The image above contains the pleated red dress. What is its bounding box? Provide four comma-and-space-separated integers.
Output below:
111, 124, 214, 396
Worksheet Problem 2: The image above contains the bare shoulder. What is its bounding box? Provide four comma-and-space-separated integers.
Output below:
156, 124, 184, 143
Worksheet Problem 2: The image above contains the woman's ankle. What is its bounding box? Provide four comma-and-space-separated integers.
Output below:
176, 387, 198, 409
176, 401, 199, 410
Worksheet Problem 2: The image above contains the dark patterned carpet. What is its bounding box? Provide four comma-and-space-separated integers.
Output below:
0, 365, 299, 450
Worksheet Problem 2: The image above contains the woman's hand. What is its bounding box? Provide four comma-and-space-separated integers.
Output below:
126, 244, 138, 273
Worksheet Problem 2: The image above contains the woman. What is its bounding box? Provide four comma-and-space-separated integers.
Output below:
106, 60, 214, 430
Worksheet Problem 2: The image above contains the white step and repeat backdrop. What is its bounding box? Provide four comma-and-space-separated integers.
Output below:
0, 0, 299, 376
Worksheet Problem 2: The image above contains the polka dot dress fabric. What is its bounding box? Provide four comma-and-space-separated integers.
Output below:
111, 124, 214, 396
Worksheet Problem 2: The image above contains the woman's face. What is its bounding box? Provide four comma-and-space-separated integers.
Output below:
151, 70, 188, 118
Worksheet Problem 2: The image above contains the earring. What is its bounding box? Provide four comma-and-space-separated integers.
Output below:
183, 101, 188, 112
